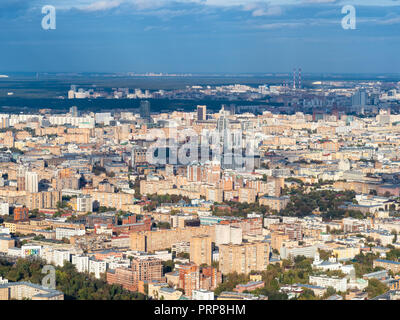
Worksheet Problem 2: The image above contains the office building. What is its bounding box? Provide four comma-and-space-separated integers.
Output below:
197, 105, 207, 121
140, 100, 151, 121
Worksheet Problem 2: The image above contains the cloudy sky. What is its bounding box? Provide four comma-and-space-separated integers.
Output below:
1, 0, 400, 73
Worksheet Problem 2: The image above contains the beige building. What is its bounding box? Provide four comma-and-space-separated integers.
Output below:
238, 188, 256, 203
0, 236, 14, 253
259, 196, 290, 211
190, 235, 212, 266
219, 241, 270, 275
130, 226, 215, 252
25, 191, 62, 210
83, 191, 135, 210
270, 232, 290, 251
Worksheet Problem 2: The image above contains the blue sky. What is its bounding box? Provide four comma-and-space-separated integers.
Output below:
1, 0, 400, 73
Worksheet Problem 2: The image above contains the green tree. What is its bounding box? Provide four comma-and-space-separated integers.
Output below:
366, 278, 389, 299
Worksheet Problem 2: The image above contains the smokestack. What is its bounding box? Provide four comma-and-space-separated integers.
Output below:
298, 68, 302, 89
293, 68, 296, 89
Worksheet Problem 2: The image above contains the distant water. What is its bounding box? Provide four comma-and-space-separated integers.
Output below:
0, 98, 270, 114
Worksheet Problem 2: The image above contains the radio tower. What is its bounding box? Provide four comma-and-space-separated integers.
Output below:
298, 68, 302, 89
293, 68, 297, 89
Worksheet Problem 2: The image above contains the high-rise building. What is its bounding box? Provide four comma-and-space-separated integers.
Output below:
190, 235, 212, 266
89, 259, 107, 279
17, 167, 26, 191
352, 90, 367, 106
217, 116, 229, 133
131, 257, 163, 283
197, 105, 207, 121
140, 100, 151, 121
0, 116, 9, 129
72, 255, 89, 273
219, 241, 270, 275
178, 263, 200, 297
351, 90, 367, 114
69, 106, 78, 117
107, 267, 137, 292
0, 202, 9, 216
228, 104, 236, 115
26, 191, 62, 210
25, 171, 38, 193
214, 224, 242, 246
107, 258, 162, 292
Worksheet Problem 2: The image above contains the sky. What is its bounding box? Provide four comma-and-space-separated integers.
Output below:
1, 0, 400, 74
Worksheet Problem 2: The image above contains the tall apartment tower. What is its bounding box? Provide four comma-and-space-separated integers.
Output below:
219, 241, 270, 275
190, 235, 212, 266
197, 105, 207, 121
178, 263, 200, 297
25, 171, 38, 193
17, 167, 26, 191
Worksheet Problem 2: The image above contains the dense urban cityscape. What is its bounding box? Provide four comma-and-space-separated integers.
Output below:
0, 76, 400, 301
1, 0, 400, 310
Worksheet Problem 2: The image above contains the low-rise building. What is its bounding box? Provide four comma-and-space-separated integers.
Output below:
309, 275, 347, 292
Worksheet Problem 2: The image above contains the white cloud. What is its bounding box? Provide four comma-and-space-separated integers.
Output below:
255, 21, 305, 29
81, 0, 122, 11
252, 6, 282, 17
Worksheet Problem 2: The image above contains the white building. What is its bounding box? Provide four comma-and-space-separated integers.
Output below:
106, 258, 131, 270
55, 228, 85, 240
48, 115, 95, 127
72, 255, 89, 273
215, 224, 242, 246
192, 289, 215, 300
89, 259, 107, 279
280, 245, 317, 260
21, 245, 41, 258
7, 247, 22, 257
76, 195, 93, 213
0, 276, 8, 284
0, 227, 10, 234
0, 202, 9, 215
312, 253, 356, 276
25, 171, 38, 193
39, 247, 70, 267
95, 113, 113, 125
52, 250, 71, 267
154, 250, 173, 261
309, 275, 347, 293
312, 253, 342, 271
